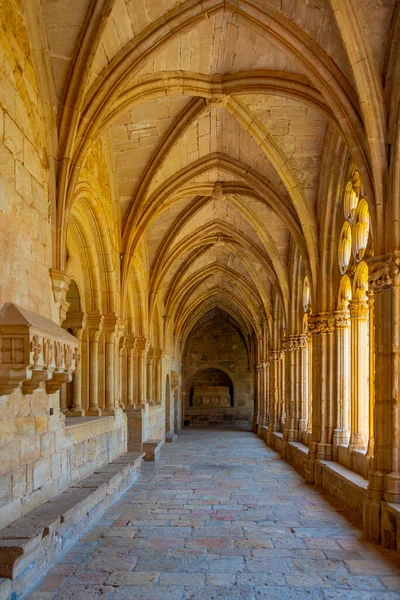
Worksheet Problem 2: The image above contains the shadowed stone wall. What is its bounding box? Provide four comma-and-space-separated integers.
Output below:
182, 314, 253, 429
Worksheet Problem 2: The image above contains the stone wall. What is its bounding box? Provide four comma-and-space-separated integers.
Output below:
0, 0, 52, 317
183, 316, 253, 428
0, 404, 127, 528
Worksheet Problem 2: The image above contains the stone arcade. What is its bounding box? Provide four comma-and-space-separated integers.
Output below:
1, 0, 400, 598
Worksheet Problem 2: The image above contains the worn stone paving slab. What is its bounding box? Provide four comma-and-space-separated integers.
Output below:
25, 429, 400, 600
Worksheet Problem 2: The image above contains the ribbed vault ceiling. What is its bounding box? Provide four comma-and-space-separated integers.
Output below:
41, 0, 397, 345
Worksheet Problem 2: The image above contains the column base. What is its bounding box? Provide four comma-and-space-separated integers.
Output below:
87, 407, 102, 416
349, 431, 367, 452
363, 469, 385, 542
66, 408, 85, 417
333, 428, 351, 460
384, 472, 400, 503
103, 408, 121, 416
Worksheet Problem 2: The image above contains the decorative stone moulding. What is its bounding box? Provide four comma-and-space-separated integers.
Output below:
0, 303, 79, 396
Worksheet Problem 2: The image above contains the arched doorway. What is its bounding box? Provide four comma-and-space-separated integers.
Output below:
186, 368, 241, 428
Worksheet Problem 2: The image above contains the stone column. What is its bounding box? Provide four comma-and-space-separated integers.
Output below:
306, 330, 313, 437
253, 363, 261, 433
307, 312, 337, 470
367, 290, 375, 457
103, 314, 119, 416
126, 335, 136, 407
153, 349, 162, 405
262, 360, 270, 427
259, 360, 265, 429
62, 311, 87, 416
349, 299, 369, 450
267, 350, 284, 438
60, 384, 68, 414
364, 262, 393, 541
146, 347, 155, 406
118, 335, 126, 409
86, 312, 103, 416
136, 337, 148, 408
333, 310, 351, 458
283, 334, 308, 445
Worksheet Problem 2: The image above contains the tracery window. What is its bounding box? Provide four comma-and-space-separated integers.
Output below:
337, 169, 373, 454
302, 277, 312, 443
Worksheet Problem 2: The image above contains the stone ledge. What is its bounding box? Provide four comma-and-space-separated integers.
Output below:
317, 459, 368, 491
143, 439, 165, 461
382, 502, 400, 551
165, 432, 178, 443
0, 452, 144, 599
288, 441, 309, 455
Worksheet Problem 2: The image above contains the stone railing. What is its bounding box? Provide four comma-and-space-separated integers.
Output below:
0, 303, 79, 395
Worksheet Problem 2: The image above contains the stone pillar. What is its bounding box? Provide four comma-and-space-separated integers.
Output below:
364, 262, 393, 541
349, 299, 369, 450
283, 334, 308, 445
262, 360, 270, 427
154, 349, 163, 405
62, 311, 87, 416
146, 347, 155, 406
333, 310, 351, 459
306, 330, 313, 437
307, 312, 337, 472
253, 363, 261, 433
267, 350, 284, 439
126, 335, 136, 407
103, 314, 119, 416
86, 312, 103, 416
136, 337, 148, 408
60, 384, 68, 414
367, 290, 375, 458
118, 335, 126, 409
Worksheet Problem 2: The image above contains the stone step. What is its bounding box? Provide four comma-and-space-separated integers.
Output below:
142, 438, 164, 461
0, 452, 144, 600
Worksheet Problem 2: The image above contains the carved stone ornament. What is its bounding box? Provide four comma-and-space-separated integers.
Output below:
0, 303, 79, 396
333, 310, 350, 330
366, 253, 400, 294
308, 312, 336, 335
268, 350, 284, 362
282, 334, 308, 352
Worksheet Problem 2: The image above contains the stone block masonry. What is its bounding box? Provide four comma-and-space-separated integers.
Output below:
0, 451, 144, 599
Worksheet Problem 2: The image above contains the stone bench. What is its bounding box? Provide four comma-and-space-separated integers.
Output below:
165, 431, 177, 443
142, 439, 164, 461
0, 452, 144, 599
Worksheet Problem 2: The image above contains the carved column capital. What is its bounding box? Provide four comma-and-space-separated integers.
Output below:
282, 334, 308, 352
333, 310, 350, 329
308, 312, 336, 335
126, 334, 137, 354
136, 336, 149, 355
86, 312, 103, 341
103, 313, 119, 343
62, 310, 87, 340
268, 350, 284, 362
349, 299, 369, 320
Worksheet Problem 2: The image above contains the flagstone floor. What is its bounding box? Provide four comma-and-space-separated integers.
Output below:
26, 429, 400, 600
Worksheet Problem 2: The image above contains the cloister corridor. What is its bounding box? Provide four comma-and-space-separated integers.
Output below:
26, 430, 400, 600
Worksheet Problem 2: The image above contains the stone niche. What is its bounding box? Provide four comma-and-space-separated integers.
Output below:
192, 386, 231, 408
0, 302, 79, 396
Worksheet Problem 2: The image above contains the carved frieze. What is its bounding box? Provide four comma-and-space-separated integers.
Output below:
0, 303, 79, 396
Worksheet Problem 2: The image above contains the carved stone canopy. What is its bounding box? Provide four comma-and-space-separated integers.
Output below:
0, 303, 79, 396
